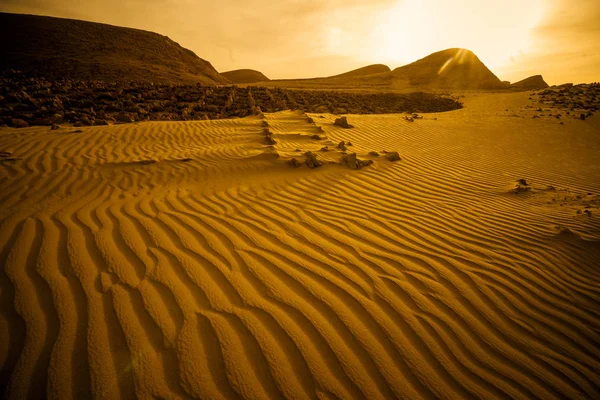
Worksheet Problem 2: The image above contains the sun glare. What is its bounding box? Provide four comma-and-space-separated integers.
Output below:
369, 0, 544, 69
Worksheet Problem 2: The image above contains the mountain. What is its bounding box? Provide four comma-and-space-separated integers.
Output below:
0, 12, 229, 85
392, 48, 504, 89
221, 69, 270, 84
328, 64, 391, 79
510, 75, 549, 90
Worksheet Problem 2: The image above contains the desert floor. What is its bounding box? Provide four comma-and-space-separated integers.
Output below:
1, 91, 599, 399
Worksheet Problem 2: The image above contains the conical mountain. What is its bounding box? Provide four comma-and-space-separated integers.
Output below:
392, 48, 503, 89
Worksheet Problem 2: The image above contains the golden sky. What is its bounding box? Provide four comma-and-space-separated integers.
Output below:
2, 0, 599, 84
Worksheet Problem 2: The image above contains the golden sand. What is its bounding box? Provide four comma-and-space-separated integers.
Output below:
1, 92, 599, 399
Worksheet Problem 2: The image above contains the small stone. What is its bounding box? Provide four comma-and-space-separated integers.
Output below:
50, 123, 60, 130
288, 158, 301, 167
369, 151, 380, 157
334, 116, 353, 128
386, 152, 401, 161
337, 141, 347, 151
311, 134, 322, 140
304, 151, 323, 169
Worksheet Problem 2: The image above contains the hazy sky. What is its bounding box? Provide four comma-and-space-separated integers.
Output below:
1, 0, 599, 84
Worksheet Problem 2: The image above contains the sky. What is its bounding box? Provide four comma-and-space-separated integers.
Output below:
1, 0, 599, 84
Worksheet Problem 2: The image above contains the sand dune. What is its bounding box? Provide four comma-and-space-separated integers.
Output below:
1, 92, 599, 399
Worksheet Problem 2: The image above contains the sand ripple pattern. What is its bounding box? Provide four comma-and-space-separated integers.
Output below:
1, 95, 600, 399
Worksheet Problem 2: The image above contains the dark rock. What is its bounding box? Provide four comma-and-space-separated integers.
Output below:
334, 116, 353, 128
265, 135, 277, 145
311, 134, 322, 140
116, 113, 134, 123
95, 119, 109, 125
386, 152, 401, 161
50, 123, 60, 130
288, 158, 301, 167
337, 141, 347, 151
304, 151, 323, 169
344, 152, 373, 169
369, 151, 380, 157
11, 118, 29, 128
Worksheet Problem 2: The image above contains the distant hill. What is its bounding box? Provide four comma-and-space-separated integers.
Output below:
221, 69, 270, 84
510, 75, 549, 90
0, 12, 229, 85
329, 64, 391, 79
262, 49, 505, 91
391, 48, 504, 89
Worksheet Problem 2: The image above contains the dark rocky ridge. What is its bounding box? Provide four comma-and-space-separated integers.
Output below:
0, 70, 463, 127
0, 12, 229, 85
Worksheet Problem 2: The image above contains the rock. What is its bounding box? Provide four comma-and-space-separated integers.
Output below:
304, 151, 323, 169
369, 151, 380, 157
346, 141, 353, 146
311, 134, 322, 140
50, 123, 60, 130
321, 146, 329, 152
32, 117, 55, 126
337, 141, 347, 151
513, 179, 531, 193
344, 152, 373, 169
11, 118, 29, 128
95, 119, 109, 125
386, 152, 401, 161
288, 158, 301, 167
265, 135, 277, 145
334, 116, 353, 128
116, 113, 134, 123
79, 116, 93, 126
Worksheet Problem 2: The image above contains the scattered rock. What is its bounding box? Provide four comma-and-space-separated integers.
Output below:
513, 179, 531, 193
95, 119, 109, 125
369, 151, 380, 157
334, 116, 353, 128
343, 153, 373, 170
11, 118, 29, 128
404, 116, 414, 122
50, 123, 60, 130
321, 146, 329, 152
346, 141, 353, 146
337, 141, 347, 151
386, 152, 401, 161
304, 151, 323, 169
265, 135, 277, 145
311, 134, 322, 140
288, 158, 301, 167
